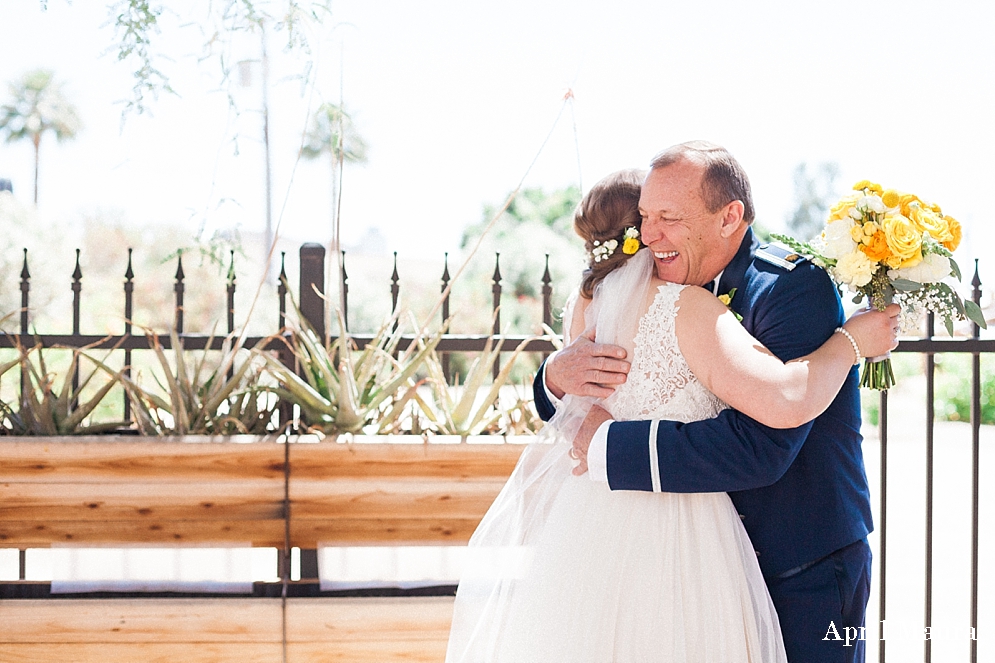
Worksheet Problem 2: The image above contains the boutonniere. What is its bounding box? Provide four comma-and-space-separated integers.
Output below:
717, 288, 743, 322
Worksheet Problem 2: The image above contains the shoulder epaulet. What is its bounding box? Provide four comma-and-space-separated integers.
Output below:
754, 242, 809, 271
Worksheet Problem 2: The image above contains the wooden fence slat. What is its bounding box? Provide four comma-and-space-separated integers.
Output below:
0, 481, 284, 522
0, 644, 284, 663
0, 642, 449, 663
290, 442, 525, 480
0, 439, 286, 483
0, 440, 527, 547
303, 517, 483, 546
0, 518, 485, 547
0, 597, 454, 642
0, 598, 279, 642
0, 597, 455, 641
0, 519, 285, 547
290, 479, 507, 519
1, 439, 526, 482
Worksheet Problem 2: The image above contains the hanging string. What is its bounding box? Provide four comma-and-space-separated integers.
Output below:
566, 88, 584, 194
404, 91, 578, 360
233, 14, 327, 347
330, 39, 347, 347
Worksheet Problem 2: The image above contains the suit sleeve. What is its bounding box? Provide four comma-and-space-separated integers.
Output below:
606, 265, 845, 493
533, 362, 557, 421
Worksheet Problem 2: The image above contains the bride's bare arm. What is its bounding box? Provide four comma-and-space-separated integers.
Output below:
565, 292, 592, 346
674, 287, 899, 429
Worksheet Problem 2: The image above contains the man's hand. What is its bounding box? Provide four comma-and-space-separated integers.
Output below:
571, 405, 613, 476
842, 303, 901, 360
547, 327, 630, 400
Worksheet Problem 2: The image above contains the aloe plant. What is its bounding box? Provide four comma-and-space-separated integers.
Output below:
119, 328, 277, 435
3, 341, 127, 435
0, 352, 23, 434
419, 330, 538, 437
261, 308, 446, 435
490, 381, 543, 436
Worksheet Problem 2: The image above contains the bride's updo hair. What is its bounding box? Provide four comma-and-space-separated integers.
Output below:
574, 169, 645, 299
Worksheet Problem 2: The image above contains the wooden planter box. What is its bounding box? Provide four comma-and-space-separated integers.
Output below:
0, 435, 530, 662
0, 435, 529, 549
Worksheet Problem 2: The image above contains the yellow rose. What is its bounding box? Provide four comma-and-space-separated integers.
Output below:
899, 193, 921, 217
853, 180, 883, 194
622, 237, 640, 255
717, 294, 731, 306
881, 189, 901, 209
881, 213, 923, 269
944, 216, 962, 251
859, 231, 892, 263
927, 201, 942, 215
908, 205, 953, 244
829, 193, 860, 221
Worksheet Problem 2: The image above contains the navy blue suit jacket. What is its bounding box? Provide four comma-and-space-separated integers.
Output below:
534, 228, 873, 577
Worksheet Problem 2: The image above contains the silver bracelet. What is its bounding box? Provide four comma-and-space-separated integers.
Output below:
835, 327, 862, 365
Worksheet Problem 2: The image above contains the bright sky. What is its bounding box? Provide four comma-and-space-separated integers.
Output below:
2, 0, 994, 284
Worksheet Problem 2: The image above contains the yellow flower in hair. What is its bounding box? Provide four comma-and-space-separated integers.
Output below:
622, 226, 641, 255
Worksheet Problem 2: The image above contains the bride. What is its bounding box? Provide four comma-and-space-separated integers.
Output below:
445, 170, 896, 663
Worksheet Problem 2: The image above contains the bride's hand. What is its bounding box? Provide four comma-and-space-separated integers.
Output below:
572, 405, 613, 476
843, 303, 901, 359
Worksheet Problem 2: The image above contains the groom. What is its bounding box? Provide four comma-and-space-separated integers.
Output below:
534, 141, 894, 663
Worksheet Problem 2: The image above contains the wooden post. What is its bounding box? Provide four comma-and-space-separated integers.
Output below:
298, 244, 325, 339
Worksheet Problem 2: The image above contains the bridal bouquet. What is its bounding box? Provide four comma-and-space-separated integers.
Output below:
773, 180, 986, 390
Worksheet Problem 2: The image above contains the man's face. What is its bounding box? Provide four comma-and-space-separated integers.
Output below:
638, 161, 731, 286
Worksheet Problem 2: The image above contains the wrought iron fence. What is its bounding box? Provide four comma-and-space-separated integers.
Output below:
878, 260, 990, 663
0, 242, 559, 422
0, 243, 991, 663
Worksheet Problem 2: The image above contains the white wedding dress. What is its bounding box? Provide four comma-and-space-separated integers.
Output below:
446, 250, 787, 663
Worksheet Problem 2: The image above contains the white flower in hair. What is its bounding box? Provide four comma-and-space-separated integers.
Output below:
592, 239, 618, 263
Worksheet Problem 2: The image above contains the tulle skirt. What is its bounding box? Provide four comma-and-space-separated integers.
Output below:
445, 434, 786, 663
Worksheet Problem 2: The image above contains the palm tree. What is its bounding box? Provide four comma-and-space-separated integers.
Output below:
0, 69, 81, 205
300, 102, 368, 330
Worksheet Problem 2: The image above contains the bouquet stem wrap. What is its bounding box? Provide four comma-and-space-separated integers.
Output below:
861, 351, 895, 391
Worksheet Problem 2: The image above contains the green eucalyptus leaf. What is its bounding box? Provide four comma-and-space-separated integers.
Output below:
949, 258, 962, 282
891, 278, 922, 293
965, 300, 988, 329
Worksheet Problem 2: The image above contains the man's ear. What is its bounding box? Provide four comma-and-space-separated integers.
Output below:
718, 200, 745, 238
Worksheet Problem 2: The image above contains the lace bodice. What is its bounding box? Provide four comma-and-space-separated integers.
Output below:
604, 282, 727, 423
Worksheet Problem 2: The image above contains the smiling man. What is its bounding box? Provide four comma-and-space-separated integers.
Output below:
534, 141, 876, 663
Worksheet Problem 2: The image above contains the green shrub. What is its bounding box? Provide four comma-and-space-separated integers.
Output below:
934, 354, 995, 425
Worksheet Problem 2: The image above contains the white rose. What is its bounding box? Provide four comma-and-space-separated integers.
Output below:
833, 251, 875, 289
888, 252, 951, 285
857, 194, 886, 214
821, 218, 859, 260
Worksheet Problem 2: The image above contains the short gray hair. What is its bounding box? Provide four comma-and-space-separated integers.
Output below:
650, 141, 755, 224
